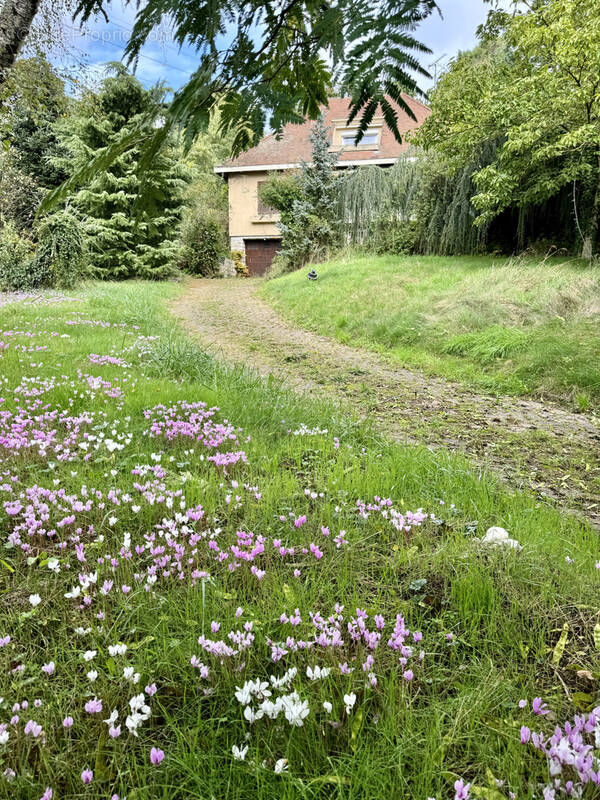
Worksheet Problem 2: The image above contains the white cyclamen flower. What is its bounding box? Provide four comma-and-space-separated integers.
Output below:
123, 666, 140, 684
232, 744, 248, 761
234, 684, 252, 706
306, 665, 331, 681
344, 692, 357, 714
243, 706, 264, 724
104, 710, 118, 726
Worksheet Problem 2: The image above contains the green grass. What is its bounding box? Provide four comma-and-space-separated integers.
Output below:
262, 252, 600, 407
0, 281, 599, 799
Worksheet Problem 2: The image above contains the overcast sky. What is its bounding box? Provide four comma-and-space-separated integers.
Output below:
62, 0, 492, 95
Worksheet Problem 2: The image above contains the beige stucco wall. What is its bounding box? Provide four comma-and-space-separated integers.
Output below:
227, 171, 281, 239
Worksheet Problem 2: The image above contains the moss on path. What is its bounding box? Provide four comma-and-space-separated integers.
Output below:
174, 278, 600, 527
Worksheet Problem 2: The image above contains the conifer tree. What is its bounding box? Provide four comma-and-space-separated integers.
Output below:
276, 117, 342, 270
58, 65, 188, 279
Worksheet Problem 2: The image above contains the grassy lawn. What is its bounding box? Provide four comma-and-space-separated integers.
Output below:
262, 253, 600, 409
1, 282, 599, 799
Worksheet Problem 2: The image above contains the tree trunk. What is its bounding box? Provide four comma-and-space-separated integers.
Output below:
581, 159, 600, 260
0, 0, 41, 88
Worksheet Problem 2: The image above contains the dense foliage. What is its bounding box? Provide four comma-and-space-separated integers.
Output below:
34, 211, 87, 288
0, 57, 69, 233
179, 205, 228, 277
177, 115, 233, 277
336, 155, 421, 252
0, 224, 36, 290
259, 118, 342, 273
56, 65, 189, 280
413, 0, 600, 257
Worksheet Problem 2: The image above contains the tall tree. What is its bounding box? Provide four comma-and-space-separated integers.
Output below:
0, 56, 70, 189
261, 117, 342, 270
421, 0, 600, 257
473, 0, 600, 257
0, 0, 78, 88
0, 0, 41, 84
57, 65, 188, 279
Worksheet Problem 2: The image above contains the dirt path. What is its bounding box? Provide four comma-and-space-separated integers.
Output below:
174, 278, 600, 527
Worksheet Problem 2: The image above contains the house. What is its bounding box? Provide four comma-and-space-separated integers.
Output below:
214, 95, 431, 275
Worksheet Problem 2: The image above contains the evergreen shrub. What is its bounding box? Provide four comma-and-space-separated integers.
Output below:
0, 224, 40, 290
34, 211, 88, 288
371, 219, 418, 255
179, 206, 228, 277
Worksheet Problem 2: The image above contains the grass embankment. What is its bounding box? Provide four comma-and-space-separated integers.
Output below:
0, 282, 599, 799
262, 253, 600, 408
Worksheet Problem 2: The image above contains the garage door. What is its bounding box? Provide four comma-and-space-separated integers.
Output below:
244, 239, 281, 276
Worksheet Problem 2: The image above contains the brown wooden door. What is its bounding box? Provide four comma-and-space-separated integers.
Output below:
244, 239, 281, 276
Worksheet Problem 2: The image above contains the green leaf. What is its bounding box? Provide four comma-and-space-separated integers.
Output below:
572, 692, 595, 712
350, 708, 363, 753
308, 775, 351, 786
94, 727, 113, 782
283, 583, 295, 607
593, 622, 600, 650
129, 635, 155, 651
469, 786, 505, 800
552, 623, 569, 666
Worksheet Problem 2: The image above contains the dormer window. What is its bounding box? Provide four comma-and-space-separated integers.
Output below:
341, 130, 379, 147
332, 119, 383, 150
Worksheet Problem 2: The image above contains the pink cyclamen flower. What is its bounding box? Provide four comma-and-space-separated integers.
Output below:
454, 779, 470, 800
84, 697, 102, 714
81, 769, 93, 784
40, 789, 53, 800
532, 697, 549, 716
63, 716, 74, 728
150, 747, 164, 765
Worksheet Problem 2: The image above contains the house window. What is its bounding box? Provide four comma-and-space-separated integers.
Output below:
340, 129, 380, 148
257, 181, 275, 215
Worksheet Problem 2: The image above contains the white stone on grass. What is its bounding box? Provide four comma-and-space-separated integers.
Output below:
476, 526, 522, 551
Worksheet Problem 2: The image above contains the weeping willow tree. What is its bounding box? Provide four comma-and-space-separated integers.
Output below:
412, 141, 500, 255
336, 145, 493, 255
337, 150, 422, 245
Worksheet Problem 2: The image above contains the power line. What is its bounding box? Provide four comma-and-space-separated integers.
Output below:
64, 23, 194, 78
103, 12, 187, 61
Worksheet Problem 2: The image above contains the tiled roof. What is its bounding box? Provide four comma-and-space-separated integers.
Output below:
215, 94, 430, 172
